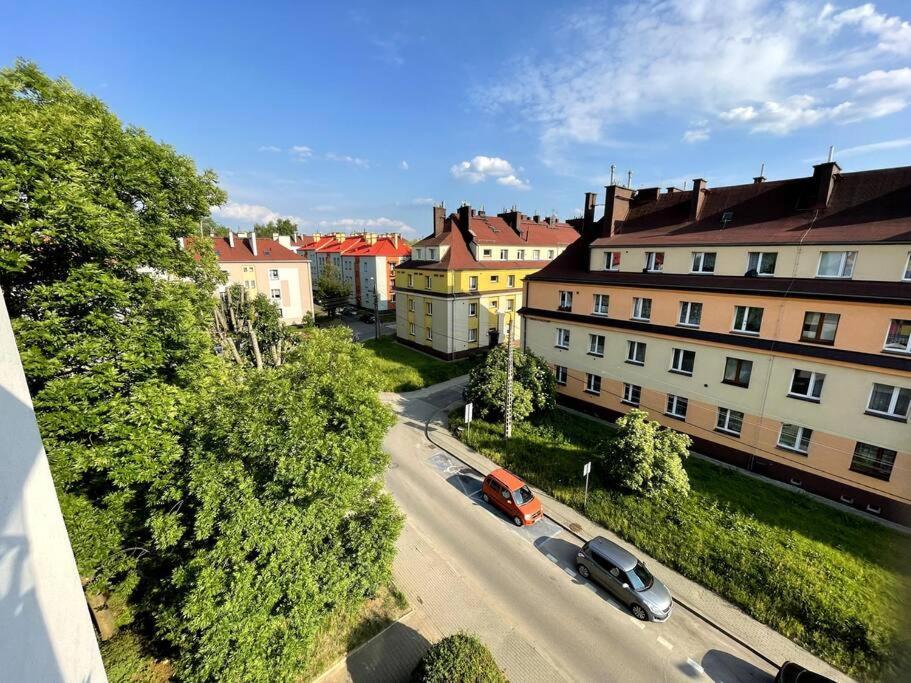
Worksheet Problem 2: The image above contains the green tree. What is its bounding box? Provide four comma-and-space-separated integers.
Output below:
463, 344, 556, 423
254, 217, 298, 237
201, 215, 230, 237
314, 261, 352, 317
412, 632, 507, 683
599, 409, 691, 497
213, 283, 297, 367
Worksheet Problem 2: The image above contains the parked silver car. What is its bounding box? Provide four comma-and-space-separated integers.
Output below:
576, 536, 672, 621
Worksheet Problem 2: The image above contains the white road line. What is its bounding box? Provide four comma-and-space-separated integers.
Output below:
546, 553, 558, 563
686, 658, 704, 674
563, 567, 576, 578
628, 616, 645, 630
656, 636, 673, 650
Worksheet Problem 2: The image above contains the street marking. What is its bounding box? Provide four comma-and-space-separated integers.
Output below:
657, 636, 673, 650
628, 616, 645, 629
563, 567, 576, 578
546, 554, 558, 563
686, 658, 704, 674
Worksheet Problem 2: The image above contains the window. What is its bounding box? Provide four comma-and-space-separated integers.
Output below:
800, 312, 839, 344
789, 370, 825, 401
489, 298, 499, 309
723, 357, 753, 387
778, 424, 812, 454
626, 340, 646, 365
904, 253, 911, 280
507, 275, 516, 287
407, 274, 413, 287
632, 297, 652, 321
506, 299, 514, 311
850, 443, 896, 481
468, 275, 478, 291
559, 290, 573, 310
555, 365, 568, 385
468, 302, 477, 316
269, 288, 281, 303
268, 268, 279, 280
409, 323, 415, 336
425, 275, 432, 290
533, 249, 541, 259
548, 249, 555, 259
555, 328, 570, 349
593, 294, 609, 316
409, 299, 415, 312
468, 328, 478, 343
500, 249, 509, 260
622, 383, 641, 406
429, 249, 437, 260
747, 252, 777, 276
244, 279, 256, 289
645, 251, 664, 272
678, 301, 702, 327
732, 306, 763, 334
490, 275, 499, 283
691, 252, 716, 273
517, 249, 526, 260
425, 302, 433, 315
884, 319, 911, 353
716, 407, 744, 436
604, 251, 621, 271
866, 384, 911, 421
588, 334, 605, 357
666, 394, 688, 419
426, 327, 433, 341
586, 373, 602, 395
670, 348, 695, 375
817, 251, 856, 278
483, 248, 492, 257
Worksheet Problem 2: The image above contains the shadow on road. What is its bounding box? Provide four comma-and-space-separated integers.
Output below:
701, 649, 774, 683
345, 621, 431, 683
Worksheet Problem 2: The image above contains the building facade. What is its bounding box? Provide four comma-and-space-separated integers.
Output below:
522, 163, 911, 522
212, 232, 314, 324
395, 204, 580, 359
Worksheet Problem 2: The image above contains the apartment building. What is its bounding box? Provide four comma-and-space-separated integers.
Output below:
395, 204, 580, 359
212, 231, 314, 324
521, 163, 911, 522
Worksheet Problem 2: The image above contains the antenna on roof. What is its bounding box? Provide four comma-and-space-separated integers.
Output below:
609, 164, 616, 185
827, 145, 835, 163
626, 170, 633, 189
759, 162, 765, 178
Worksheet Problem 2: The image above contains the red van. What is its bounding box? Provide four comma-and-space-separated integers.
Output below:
481, 468, 543, 526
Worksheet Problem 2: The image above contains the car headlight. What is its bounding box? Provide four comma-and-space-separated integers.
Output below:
524, 513, 534, 520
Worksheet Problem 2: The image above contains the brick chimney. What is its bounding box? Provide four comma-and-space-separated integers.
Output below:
603, 185, 634, 237
689, 178, 707, 221
365, 232, 377, 245
391, 233, 399, 249
637, 187, 660, 201
228, 231, 235, 248
250, 229, 258, 256
582, 192, 597, 235
433, 204, 446, 236
811, 161, 841, 209
496, 209, 522, 233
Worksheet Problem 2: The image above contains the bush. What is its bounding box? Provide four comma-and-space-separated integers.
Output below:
599, 409, 691, 497
412, 633, 507, 683
463, 345, 555, 422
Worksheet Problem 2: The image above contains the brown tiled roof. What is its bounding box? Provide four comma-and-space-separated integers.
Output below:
591, 166, 911, 247
211, 236, 307, 262
400, 222, 556, 271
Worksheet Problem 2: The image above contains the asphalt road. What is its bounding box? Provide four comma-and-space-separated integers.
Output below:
382, 384, 780, 683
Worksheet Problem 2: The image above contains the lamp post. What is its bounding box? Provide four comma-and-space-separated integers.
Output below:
365, 276, 380, 340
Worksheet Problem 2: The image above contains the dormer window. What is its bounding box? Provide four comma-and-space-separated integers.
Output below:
645, 251, 664, 272
691, 252, 716, 273
747, 252, 777, 276
817, 251, 856, 279
604, 251, 621, 271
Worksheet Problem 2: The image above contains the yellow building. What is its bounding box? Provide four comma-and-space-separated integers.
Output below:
395, 204, 580, 359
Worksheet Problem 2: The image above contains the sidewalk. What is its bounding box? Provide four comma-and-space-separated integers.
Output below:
426, 399, 850, 683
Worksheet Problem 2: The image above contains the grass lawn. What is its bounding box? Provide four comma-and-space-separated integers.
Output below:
450, 409, 911, 681
363, 336, 476, 392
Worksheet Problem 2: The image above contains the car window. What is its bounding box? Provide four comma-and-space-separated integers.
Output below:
627, 562, 654, 591
512, 485, 534, 505
591, 551, 619, 576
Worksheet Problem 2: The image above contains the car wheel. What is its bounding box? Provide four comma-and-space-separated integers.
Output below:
481, 493, 489, 503
631, 604, 649, 621
577, 564, 590, 579
512, 515, 523, 527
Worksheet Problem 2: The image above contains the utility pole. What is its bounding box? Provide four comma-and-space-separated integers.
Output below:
505, 315, 514, 439
373, 279, 380, 340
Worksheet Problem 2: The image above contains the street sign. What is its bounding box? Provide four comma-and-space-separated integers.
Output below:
464, 402, 474, 423
583, 461, 591, 476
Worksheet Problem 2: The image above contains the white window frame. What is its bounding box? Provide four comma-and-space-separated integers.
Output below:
409, 322, 416, 336
407, 274, 413, 287
604, 251, 621, 271
426, 327, 433, 341
865, 384, 911, 421
778, 424, 812, 454
747, 251, 777, 276
788, 369, 825, 401
548, 249, 555, 259
626, 340, 646, 365
645, 251, 664, 272
678, 301, 702, 327
555, 328, 570, 349
533, 249, 541, 260
517, 249, 526, 260
622, 383, 641, 406
586, 373, 602, 395
507, 275, 516, 287
490, 275, 499, 283
593, 293, 609, 316
425, 275, 432, 290
468, 275, 478, 291
506, 299, 514, 311
631, 297, 651, 321
559, 290, 573, 310
555, 365, 568, 386
816, 251, 857, 279
690, 252, 716, 273
468, 328, 478, 343
904, 253, 911, 281
482, 248, 492, 257
588, 334, 605, 357
268, 268, 279, 280
269, 288, 282, 303
468, 302, 477, 317
500, 248, 509, 260
883, 319, 911, 354
716, 407, 744, 436
409, 299, 415, 312
666, 394, 688, 419
670, 348, 695, 375
732, 305, 763, 335
425, 302, 433, 315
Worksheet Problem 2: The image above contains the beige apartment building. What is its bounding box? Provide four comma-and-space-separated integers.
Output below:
521, 163, 911, 522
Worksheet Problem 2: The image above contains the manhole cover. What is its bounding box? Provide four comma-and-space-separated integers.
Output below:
569, 522, 583, 533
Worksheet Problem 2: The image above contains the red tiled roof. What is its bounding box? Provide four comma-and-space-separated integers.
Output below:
347, 236, 412, 257
318, 236, 364, 253
210, 236, 307, 262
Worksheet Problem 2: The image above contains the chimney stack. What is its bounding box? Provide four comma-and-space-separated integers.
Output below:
689, 178, 707, 221
603, 185, 634, 237
458, 203, 472, 230
637, 187, 660, 201
582, 192, 597, 235
811, 161, 841, 209
250, 229, 258, 256
392, 233, 399, 249
228, 231, 235, 248
433, 204, 446, 236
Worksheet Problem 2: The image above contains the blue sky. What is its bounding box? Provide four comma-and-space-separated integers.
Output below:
3, 0, 910, 237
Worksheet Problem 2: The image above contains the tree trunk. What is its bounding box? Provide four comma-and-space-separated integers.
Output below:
248, 321, 263, 369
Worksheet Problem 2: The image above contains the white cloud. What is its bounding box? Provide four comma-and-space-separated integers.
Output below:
290, 145, 313, 158
830, 67, 911, 94
496, 174, 531, 190
316, 216, 417, 236
682, 128, 711, 143
828, 3, 911, 55
258, 145, 282, 152
326, 152, 370, 168
450, 155, 516, 183
400, 160, 409, 170
410, 197, 435, 206
211, 202, 301, 225
836, 137, 911, 158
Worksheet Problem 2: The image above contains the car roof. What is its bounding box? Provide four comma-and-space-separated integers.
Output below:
589, 536, 638, 571
488, 468, 526, 491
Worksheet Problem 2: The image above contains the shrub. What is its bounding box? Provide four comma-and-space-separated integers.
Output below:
463, 345, 555, 422
412, 633, 507, 683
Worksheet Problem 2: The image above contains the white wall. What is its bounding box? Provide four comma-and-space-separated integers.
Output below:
0, 287, 108, 682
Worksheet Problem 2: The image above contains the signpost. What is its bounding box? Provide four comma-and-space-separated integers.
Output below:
464, 402, 474, 438
583, 461, 592, 508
